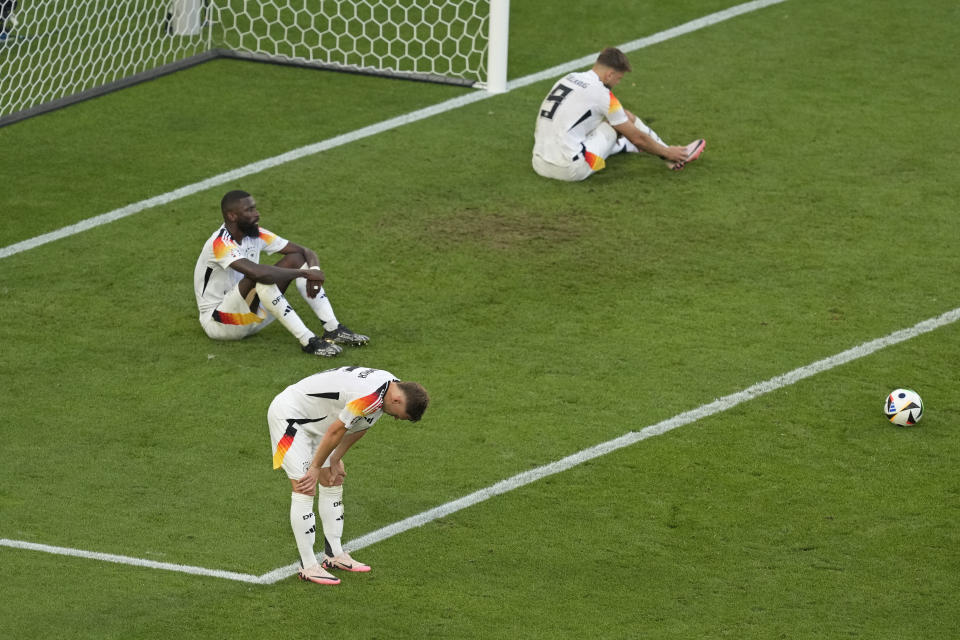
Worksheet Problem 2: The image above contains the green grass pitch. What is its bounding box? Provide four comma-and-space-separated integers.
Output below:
1, 0, 959, 637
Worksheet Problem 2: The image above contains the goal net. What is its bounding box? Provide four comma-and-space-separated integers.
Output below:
0, 0, 509, 127
0, 1, 214, 126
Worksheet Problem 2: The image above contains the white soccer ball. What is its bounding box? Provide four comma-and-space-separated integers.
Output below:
884, 388, 923, 427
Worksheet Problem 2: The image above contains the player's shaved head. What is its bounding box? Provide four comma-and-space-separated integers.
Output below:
221, 189, 252, 215
596, 47, 632, 73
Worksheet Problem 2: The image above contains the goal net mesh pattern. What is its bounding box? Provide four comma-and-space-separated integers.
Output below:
0, 2, 211, 122
218, 1, 488, 84
0, 1, 490, 125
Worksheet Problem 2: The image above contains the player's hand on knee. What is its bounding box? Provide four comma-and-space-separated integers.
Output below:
295, 467, 320, 493
304, 267, 325, 298
317, 466, 339, 487
327, 459, 346, 486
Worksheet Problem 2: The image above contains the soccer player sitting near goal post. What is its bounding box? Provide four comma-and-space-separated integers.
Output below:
532, 46, 706, 181
269, 366, 430, 585
193, 190, 369, 357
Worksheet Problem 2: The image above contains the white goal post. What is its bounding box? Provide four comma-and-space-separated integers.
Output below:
0, 0, 510, 127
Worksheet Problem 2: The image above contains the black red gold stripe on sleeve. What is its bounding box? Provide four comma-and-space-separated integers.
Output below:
345, 382, 388, 418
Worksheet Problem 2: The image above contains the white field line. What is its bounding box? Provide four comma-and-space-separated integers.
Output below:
507, 0, 789, 92
259, 305, 960, 583
4, 304, 957, 583
0, 0, 788, 262
0, 538, 262, 584
2, 0, 799, 583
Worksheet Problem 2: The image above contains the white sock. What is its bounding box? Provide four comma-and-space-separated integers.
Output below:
316, 484, 345, 557
632, 117, 666, 149
290, 492, 318, 568
254, 282, 315, 346
295, 278, 340, 332
618, 137, 639, 154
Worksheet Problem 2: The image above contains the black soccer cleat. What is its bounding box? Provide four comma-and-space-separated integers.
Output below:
322, 324, 370, 347
302, 335, 342, 357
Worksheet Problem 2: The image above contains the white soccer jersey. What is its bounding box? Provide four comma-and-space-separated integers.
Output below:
193, 224, 288, 320
269, 366, 399, 475
273, 366, 398, 436
533, 69, 629, 167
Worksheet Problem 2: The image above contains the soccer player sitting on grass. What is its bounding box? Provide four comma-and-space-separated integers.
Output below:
269, 366, 430, 585
532, 46, 705, 181
193, 190, 368, 357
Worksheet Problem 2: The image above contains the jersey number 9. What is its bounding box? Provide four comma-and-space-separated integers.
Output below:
539, 84, 572, 120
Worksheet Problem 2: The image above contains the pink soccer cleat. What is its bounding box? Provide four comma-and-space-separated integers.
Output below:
298, 563, 341, 585
667, 138, 706, 171
322, 552, 371, 573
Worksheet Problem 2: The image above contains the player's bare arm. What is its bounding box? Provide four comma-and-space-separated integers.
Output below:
276, 242, 326, 298
294, 420, 348, 494
279, 241, 321, 269
613, 120, 688, 163
324, 430, 367, 485
229, 257, 324, 288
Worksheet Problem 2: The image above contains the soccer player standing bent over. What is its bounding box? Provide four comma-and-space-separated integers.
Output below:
268, 366, 430, 585
532, 46, 705, 181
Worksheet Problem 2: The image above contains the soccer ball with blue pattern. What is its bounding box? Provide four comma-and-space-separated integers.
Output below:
884, 388, 923, 427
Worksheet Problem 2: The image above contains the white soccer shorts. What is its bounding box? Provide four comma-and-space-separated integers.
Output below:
532, 122, 620, 182
200, 284, 273, 340
268, 399, 334, 480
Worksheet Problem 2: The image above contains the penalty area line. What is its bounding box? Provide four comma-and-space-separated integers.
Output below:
0, 0, 789, 261
0, 538, 264, 584
3, 304, 957, 583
